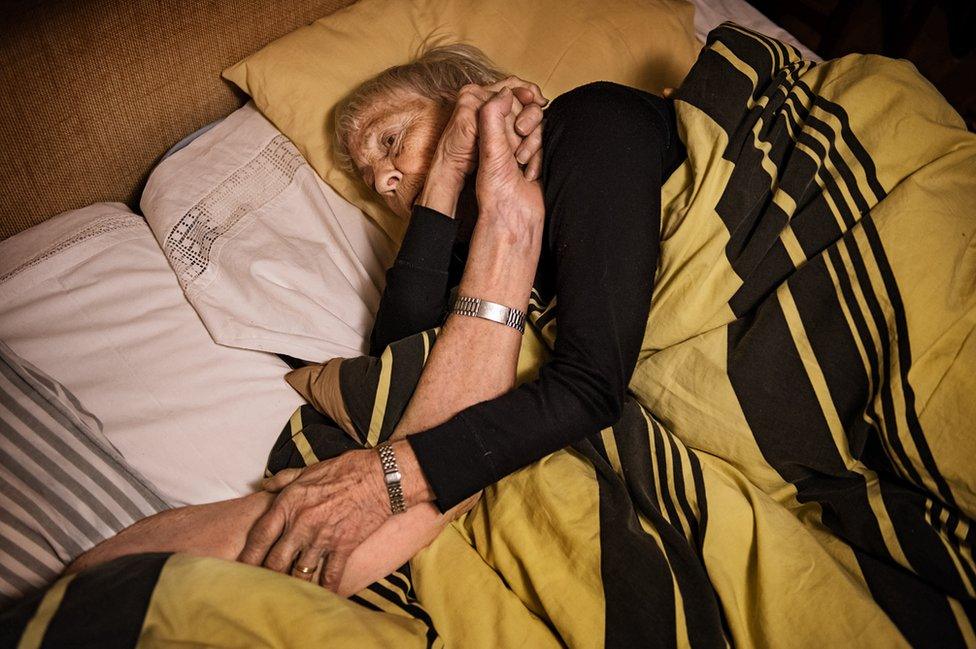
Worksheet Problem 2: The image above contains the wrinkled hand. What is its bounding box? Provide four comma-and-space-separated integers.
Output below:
239, 449, 389, 591
474, 87, 546, 235
435, 76, 548, 183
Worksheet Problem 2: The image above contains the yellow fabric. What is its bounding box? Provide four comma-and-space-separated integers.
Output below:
223, 0, 702, 241
138, 554, 429, 648
15, 575, 74, 649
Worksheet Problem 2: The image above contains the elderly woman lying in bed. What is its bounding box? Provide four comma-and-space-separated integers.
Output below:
70, 34, 976, 629
70, 43, 682, 593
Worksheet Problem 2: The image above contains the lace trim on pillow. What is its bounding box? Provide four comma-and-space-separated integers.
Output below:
0, 213, 138, 284
163, 135, 305, 289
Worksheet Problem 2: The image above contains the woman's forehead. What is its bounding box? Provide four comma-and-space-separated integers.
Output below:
350, 92, 433, 156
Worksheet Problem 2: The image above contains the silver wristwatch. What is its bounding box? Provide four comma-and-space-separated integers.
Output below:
376, 441, 406, 515
451, 295, 526, 334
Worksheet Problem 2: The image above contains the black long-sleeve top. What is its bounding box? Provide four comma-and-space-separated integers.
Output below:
371, 82, 684, 511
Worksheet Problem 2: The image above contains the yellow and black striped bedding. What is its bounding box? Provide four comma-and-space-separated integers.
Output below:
3, 23, 974, 648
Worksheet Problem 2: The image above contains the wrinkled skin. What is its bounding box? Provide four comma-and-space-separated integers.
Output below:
347, 76, 547, 219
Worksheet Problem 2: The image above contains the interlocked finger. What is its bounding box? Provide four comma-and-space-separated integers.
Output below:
515, 104, 543, 137
486, 75, 548, 108
515, 121, 542, 165
525, 148, 543, 182
263, 522, 308, 573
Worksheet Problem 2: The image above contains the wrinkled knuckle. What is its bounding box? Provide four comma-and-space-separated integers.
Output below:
298, 505, 323, 527
457, 94, 479, 109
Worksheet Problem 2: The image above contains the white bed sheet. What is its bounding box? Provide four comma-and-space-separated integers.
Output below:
0, 204, 303, 507
690, 0, 819, 60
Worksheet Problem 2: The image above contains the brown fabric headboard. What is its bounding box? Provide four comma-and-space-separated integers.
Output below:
0, 0, 355, 241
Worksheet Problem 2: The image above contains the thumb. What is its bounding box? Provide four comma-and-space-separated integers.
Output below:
478, 87, 518, 171
262, 468, 302, 492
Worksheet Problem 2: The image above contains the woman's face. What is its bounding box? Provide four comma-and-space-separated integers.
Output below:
347, 90, 450, 219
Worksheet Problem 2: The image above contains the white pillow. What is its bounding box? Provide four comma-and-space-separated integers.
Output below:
0, 204, 303, 506
141, 103, 396, 362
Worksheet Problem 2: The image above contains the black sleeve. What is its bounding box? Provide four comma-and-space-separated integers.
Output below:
368, 205, 459, 356
408, 82, 682, 510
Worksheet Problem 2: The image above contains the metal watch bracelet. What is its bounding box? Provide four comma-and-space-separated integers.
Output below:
451, 295, 526, 334
376, 441, 406, 515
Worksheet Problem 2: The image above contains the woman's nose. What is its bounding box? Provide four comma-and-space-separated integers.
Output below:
373, 165, 402, 194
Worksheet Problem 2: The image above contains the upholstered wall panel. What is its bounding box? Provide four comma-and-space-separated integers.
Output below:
0, 0, 354, 240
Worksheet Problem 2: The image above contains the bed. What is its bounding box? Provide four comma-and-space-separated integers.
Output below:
2, 1, 974, 647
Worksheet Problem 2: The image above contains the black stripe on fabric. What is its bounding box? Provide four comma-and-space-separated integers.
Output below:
860, 217, 956, 510
339, 355, 383, 441
790, 256, 872, 459
659, 424, 703, 550
577, 437, 727, 649
532, 303, 559, 334
264, 406, 354, 472
788, 181, 846, 263
40, 553, 169, 649
962, 599, 976, 632
649, 420, 686, 543
676, 47, 758, 144
348, 594, 384, 613
686, 450, 710, 556
879, 481, 974, 599
823, 246, 892, 464
366, 581, 434, 629
789, 105, 874, 218
383, 570, 414, 600
837, 234, 925, 487
793, 125, 859, 230
379, 333, 429, 444
798, 81, 887, 202
367, 581, 437, 646
582, 436, 677, 649
707, 25, 783, 106
728, 266, 969, 626
728, 238, 795, 316
302, 421, 361, 464
792, 254, 973, 596
727, 300, 849, 477
853, 547, 969, 649
0, 580, 44, 645
726, 295, 905, 564
607, 405, 661, 524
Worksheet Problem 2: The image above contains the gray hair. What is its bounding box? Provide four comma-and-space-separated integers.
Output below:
334, 43, 506, 170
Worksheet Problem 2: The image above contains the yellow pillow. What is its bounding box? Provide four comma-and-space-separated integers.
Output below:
223, 0, 701, 242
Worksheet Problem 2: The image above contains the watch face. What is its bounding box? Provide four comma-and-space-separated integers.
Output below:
385, 471, 402, 485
